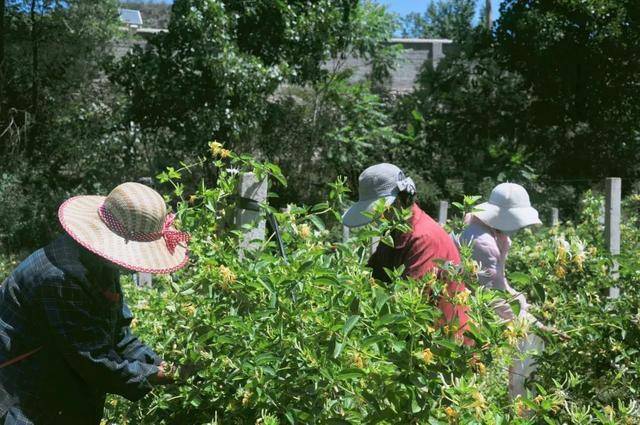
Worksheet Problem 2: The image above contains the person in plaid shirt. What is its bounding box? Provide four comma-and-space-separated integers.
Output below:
0, 183, 191, 424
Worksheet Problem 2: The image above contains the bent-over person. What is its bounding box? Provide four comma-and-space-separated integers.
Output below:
0, 182, 190, 424
456, 182, 566, 399
343, 164, 469, 339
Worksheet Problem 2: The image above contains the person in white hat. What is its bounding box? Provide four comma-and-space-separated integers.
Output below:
343, 164, 470, 340
0, 182, 190, 424
456, 182, 564, 398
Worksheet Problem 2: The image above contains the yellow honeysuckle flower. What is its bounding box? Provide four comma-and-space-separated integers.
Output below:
422, 348, 434, 364
298, 223, 312, 239
219, 264, 237, 286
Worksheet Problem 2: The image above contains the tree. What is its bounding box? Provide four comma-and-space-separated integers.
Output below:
0, 0, 123, 250
110, 0, 399, 204
401, 0, 477, 41
392, 30, 540, 209
496, 0, 640, 183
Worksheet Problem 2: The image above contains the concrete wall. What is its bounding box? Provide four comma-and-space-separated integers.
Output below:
118, 29, 454, 93
324, 38, 454, 92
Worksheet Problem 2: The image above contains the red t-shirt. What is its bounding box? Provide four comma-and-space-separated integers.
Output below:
368, 204, 469, 337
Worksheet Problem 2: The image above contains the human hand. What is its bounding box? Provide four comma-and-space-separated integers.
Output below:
150, 361, 177, 385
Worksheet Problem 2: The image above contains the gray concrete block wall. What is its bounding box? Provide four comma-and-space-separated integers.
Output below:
116, 30, 454, 93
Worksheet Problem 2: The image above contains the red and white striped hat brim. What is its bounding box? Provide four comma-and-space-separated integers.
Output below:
59, 195, 189, 274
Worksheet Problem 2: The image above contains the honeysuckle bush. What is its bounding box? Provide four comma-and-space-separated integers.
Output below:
506, 192, 640, 423
103, 150, 639, 424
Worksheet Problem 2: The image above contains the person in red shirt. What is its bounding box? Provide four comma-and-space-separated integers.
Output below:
342, 163, 469, 337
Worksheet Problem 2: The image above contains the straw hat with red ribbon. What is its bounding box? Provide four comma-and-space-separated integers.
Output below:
58, 182, 190, 274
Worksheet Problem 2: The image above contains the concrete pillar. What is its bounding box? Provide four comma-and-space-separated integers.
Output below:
133, 273, 153, 288
342, 225, 350, 243
438, 201, 449, 226
604, 178, 621, 298
371, 236, 380, 255
432, 42, 444, 68
236, 173, 268, 256
550, 208, 559, 226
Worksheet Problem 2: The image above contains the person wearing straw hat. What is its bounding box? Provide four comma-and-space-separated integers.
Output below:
0, 182, 190, 424
456, 182, 565, 398
343, 163, 469, 339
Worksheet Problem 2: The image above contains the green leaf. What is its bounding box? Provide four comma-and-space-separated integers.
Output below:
410, 391, 421, 413
509, 271, 531, 285
362, 335, 386, 347
342, 315, 360, 336
375, 313, 406, 327
333, 341, 345, 359
509, 298, 522, 317
336, 368, 365, 380
308, 215, 326, 231
258, 277, 275, 293
381, 234, 394, 248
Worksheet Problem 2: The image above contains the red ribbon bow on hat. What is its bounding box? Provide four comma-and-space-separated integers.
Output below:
98, 205, 190, 254
161, 213, 191, 254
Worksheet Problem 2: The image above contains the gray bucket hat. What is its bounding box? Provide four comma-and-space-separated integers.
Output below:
473, 183, 542, 232
342, 163, 416, 228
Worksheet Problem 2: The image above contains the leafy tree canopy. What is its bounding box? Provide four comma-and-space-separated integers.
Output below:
110, 0, 395, 149
401, 0, 478, 41
496, 0, 640, 181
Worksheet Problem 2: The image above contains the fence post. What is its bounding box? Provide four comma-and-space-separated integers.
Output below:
371, 236, 380, 255
342, 225, 350, 243
604, 177, 621, 299
550, 208, 559, 226
438, 201, 449, 226
236, 173, 268, 258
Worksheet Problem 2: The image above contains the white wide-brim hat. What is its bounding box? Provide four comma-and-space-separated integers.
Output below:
473, 183, 542, 232
58, 183, 190, 274
342, 163, 416, 228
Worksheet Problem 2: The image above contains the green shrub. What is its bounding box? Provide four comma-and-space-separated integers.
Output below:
103, 151, 640, 424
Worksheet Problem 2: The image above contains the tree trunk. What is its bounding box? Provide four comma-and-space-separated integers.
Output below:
30, 0, 38, 113
1, 0, 6, 114
485, 0, 492, 31
28, 0, 38, 154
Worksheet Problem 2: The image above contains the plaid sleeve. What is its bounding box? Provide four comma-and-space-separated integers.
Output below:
116, 302, 162, 366
36, 276, 159, 402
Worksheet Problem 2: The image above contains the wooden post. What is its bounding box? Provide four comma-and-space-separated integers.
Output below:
236, 173, 267, 257
438, 201, 448, 226
550, 208, 559, 226
605, 178, 621, 299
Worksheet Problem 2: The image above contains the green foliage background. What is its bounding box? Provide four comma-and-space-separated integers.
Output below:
3, 0, 640, 251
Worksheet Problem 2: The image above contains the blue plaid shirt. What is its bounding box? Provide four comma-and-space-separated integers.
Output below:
0, 235, 161, 425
